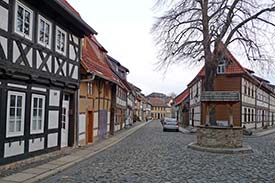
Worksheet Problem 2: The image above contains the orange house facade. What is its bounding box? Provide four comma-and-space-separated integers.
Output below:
79, 36, 117, 145
188, 48, 275, 129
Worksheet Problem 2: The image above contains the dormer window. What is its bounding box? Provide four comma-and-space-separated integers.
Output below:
217, 59, 227, 74
14, 0, 33, 40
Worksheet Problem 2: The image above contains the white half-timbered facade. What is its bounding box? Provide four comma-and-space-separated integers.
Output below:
0, 0, 96, 165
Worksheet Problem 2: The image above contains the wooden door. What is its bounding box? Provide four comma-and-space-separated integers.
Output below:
87, 111, 94, 143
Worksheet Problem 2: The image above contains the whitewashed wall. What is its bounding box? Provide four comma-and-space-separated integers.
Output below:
78, 114, 86, 142
93, 112, 98, 137
4, 141, 25, 158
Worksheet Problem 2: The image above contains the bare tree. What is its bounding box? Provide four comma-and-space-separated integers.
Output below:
152, 0, 275, 125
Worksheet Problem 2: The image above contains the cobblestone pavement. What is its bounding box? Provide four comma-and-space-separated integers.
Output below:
41, 121, 275, 183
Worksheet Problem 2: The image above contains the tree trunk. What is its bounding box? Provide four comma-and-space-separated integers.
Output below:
204, 56, 217, 126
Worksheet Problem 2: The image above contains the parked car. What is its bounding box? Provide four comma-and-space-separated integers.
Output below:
162, 118, 179, 132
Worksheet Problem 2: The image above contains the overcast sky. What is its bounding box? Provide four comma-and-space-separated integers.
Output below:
67, 0, 275, 96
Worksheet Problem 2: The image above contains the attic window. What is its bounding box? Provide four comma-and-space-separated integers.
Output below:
217, 59, 227, 74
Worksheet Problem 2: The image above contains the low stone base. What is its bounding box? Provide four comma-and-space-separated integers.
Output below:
188, 142, 253, 154
197, 125, 243, 148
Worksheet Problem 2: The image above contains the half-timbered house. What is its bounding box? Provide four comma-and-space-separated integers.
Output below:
0, 0, 96, 165
107, 55, 129, 132
79, 36, 117, 145
188, 47, 275, 129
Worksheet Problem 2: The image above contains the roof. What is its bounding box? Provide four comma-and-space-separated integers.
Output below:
187, 45, 274, 93
147, 92, 167, 98
148, 97, 169, 107
174, 89, 190, 105
106, 55, 131, 91
53, 0, 97, 35
107, 55, 130, 73
60, 0, 80, 16
188, 44, 255, 87
196, 48, 247, 78
82, 36, 117, 83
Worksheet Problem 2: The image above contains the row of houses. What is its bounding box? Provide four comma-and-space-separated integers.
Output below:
0, 0, 150, 166
174, 45, 275, 130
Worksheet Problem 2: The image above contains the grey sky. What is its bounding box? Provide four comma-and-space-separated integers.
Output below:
67, 0, 275, 95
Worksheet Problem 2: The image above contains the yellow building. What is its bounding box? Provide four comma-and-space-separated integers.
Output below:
79, 36, 117, 145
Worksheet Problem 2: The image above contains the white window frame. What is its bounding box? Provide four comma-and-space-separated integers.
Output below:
14, 0, 33, 40
37, 15, 52, 49
217, 59, 227, 74
30, 94, 45, 134
6, 91, 26, 137
55, 26, 67, 56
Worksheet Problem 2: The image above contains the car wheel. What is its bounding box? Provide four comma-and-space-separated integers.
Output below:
176, 129, 179, 132
163, 128, 166, 132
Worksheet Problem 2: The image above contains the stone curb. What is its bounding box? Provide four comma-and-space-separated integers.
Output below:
187, 142, 253, 154
0, 121, 151, 183
244, 128, 275, 138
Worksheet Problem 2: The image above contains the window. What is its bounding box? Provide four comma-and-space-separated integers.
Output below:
217, 59, 227, 74
244, 108, 247, 123
30, 94, 45, 134
15, 1, 33, 40
56, 26, 66, 55
87, 82, 92, 96
38, 15, 51, 48
6, 91, 25, 137
248, 108, 250, 123
251, 109, 254, 122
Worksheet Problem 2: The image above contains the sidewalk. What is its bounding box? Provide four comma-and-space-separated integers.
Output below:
179, 125, 275, 137
0, 121, 151, 183
249, 126, 275, 137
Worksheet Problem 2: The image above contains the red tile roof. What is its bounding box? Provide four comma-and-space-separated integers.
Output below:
148, 97, 169, 107
82, 36, 118, 83
197, 48, 247, 77
188, 46, 250, 87
174, 89, 190, 105
60, 0, 80, 16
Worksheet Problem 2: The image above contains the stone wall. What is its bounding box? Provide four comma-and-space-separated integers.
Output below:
197, 126, 243, 148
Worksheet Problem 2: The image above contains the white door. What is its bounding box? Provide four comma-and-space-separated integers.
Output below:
61, 99, 69, 148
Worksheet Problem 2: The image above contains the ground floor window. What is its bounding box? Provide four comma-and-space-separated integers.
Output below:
30, 94, 45, 134
6, 91, 26, 137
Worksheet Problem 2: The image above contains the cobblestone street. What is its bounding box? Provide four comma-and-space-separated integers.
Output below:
41, 121, 275, 183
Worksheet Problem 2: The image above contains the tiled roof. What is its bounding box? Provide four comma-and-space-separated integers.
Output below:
197, 48, 247, 77
54, 0, 97, 35
148, 97, 169, 107
60, 0, 80, 16
82, 36, 117, 83
188, 45, 274, 93
174, 89, 190, 105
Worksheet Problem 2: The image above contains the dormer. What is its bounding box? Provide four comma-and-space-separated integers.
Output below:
216, 58, 228, 74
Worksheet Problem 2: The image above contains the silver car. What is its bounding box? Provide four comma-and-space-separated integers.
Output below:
162, 118, 179, 132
